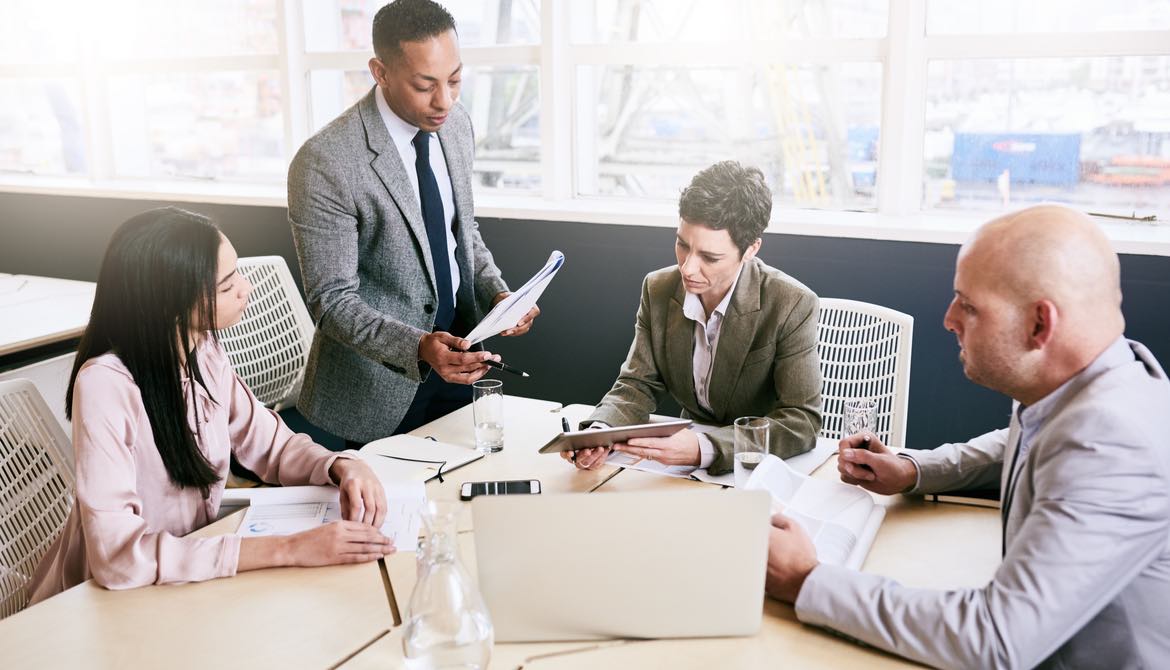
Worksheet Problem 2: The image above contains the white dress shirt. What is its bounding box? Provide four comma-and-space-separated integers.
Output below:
681, 265, 743, 469
374, 89, 460, 302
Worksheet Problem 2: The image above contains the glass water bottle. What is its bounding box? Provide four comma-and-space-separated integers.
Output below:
402, 501, 494, 670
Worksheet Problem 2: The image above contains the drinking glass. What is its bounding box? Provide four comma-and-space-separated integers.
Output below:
843, 398, 877, 438
733, 416, 769, 488
472, 379, 504, 453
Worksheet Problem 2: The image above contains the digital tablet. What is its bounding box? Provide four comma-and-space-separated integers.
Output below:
537, 419, 693, 454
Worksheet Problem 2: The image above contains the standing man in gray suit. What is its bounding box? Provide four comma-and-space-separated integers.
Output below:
766, 205, 1170, 668
288, 0, 538, 445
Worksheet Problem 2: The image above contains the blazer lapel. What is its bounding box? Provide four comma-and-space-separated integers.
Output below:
665, 274, 698, 413
707, 260, 762, 420
359, 88, 437, 293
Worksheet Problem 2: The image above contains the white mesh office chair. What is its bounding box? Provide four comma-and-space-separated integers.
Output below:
0, 379, 75, 619
217, 256, 316, 411
816, 298, 914, 449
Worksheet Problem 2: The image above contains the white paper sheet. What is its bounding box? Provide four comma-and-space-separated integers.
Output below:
464, 250, 564, 344
234, 481, 427, 551
603, 436, 839, 487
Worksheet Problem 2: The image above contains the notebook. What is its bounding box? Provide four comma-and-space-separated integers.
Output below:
745, 454, 885, 569
358, 434, 484, 482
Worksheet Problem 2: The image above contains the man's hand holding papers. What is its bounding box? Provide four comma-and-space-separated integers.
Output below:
465, 250, 563, 344
493, 291, 540, 337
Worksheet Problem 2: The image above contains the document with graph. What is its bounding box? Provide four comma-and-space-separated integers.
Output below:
745, 455, 885, 569
232, 481, 426, 551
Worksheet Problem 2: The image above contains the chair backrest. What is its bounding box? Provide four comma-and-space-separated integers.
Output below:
217, 256, 316, 411
816, 298, 913, 449
0, 379, 75, 619
0, 352, 76, 436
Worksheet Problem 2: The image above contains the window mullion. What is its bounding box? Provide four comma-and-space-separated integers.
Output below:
540, 0, 572, 201
877, 0, 927, 216
279, 0, 311, 166
78, 50, 114, 182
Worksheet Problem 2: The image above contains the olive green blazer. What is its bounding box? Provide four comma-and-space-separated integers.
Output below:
587, 257, 822, 475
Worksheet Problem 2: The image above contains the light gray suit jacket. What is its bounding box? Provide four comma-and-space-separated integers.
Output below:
587, 258, 823, 475
795, 338, 1170, 669
288, 88, 508, 442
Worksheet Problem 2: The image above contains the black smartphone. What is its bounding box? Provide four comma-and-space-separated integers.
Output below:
459, 479, 542, 500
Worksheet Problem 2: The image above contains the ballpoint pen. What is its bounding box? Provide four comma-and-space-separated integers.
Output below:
855, 434, 874, 473
484, 358, 530, 377
562, 417, 577, 462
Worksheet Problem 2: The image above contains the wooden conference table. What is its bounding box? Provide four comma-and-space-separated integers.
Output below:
0, 397, 1000, 669
0, 273, 95, 358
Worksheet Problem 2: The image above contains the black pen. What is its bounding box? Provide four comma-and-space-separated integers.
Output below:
563, 417, 577, 463
484, 358, 530, 378
856, 434, 875, 473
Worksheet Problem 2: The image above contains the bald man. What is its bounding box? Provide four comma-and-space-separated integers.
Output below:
766, 205, 1170, 669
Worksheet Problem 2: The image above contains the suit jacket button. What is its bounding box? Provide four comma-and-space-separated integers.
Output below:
424, 304, 435, 314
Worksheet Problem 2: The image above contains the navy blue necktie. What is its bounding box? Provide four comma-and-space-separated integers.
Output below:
412, 130, 455, 332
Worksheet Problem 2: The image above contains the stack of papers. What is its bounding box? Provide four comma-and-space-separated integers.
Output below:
464, 250, 564, 344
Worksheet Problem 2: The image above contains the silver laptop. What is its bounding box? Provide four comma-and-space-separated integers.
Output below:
471, 489, 771, 642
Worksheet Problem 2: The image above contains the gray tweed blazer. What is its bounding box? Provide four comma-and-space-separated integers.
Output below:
288, 88, 508, 442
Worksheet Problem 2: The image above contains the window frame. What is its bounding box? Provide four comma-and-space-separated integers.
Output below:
1, 0, 1168, 255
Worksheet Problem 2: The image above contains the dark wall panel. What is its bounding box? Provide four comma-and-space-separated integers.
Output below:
3, 192, 1168, 450
0, 193, 298, 288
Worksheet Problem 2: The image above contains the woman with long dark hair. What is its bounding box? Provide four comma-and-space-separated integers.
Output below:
28, 207, 394, 603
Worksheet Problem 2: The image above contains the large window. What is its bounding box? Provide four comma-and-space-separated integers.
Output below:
1, 0, 1168, 236
924, 56, 1170, 217
302, 0, 542, 193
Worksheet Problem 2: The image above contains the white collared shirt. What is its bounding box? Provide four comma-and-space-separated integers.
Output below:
374, 88, 460, 301
681, 264, 744, 468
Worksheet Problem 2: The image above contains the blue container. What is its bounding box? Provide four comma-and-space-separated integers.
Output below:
951, 133, 1081, 186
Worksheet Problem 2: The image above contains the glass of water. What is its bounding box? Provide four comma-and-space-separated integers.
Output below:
472, 379, 504, 453
733, 416, 770, 488
843, 398, 877, 438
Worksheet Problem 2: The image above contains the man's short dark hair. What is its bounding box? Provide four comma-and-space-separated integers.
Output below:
372, 0, 457, 61
678, 160, 772, 256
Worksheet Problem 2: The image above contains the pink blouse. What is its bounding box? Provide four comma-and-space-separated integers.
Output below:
27, 337, 351, 604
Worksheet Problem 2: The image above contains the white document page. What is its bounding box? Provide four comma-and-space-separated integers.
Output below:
464, 250, 564, 344
234, 481, 427, 551
605, 450, 696, 478
604, 436, 839, 486
745, 454, 885, 569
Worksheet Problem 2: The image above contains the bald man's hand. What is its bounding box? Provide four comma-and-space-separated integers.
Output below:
837, 434, 918, 495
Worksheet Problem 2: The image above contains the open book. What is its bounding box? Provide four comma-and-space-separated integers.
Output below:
745, 455, 885, 569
